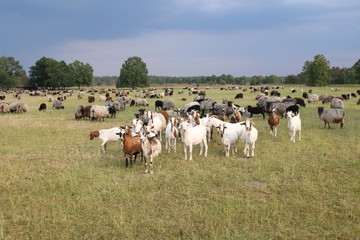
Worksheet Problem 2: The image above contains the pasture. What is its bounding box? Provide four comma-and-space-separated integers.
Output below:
1, 85, 360, 239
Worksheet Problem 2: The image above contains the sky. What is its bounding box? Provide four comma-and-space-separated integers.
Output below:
1, 0, 359, 77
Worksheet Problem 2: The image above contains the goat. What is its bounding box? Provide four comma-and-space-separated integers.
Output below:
268, 108, 280, 136
317, 107, 345, 128
217, 123, 238, 157
178, 120, 208, 160
165, 117, 179, 153
206, 116, 246, 141
89, 127, 121, 152
139, 126, 162, 174
286, 111, 301, 143
240, 119, 258, 157
118, 128, 142, 168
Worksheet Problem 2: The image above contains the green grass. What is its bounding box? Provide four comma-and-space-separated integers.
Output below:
1, 85, 360, 239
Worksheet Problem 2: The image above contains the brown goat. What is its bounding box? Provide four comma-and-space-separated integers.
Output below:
119, 128, 142, 168
268, 108, 280, 136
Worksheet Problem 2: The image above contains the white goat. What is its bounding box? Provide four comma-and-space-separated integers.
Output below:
140, 126, 162, 174
286, 111, 301, 143
206, 116, 246, 140
217, 123, 238, 157
178, 120, 208, 160
241, 119, 258, 158
165, 117, 178, 153
89, 127, 121, 152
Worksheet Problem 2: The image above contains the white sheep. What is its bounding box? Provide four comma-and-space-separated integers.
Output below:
241, 119, 258, 157
90, 105, 109, 121
99, 95, 107, 102
286, 111, 301, 143
330, 98, 344, 109
178, 120, 208, 161
89, 127, 121, 152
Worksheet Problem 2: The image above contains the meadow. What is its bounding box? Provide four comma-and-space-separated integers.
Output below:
1, 85, 360, 239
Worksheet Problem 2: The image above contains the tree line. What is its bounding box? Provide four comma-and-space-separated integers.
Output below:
1, 54, 359, 90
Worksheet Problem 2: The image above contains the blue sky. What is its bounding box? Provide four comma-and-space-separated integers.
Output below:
1, 0, 359, 76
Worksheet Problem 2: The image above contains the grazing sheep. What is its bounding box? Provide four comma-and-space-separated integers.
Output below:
88, 96, 95, 103
9, 102, 29, 113
235, 93, 243, 99
108, 106, 116, 118
317, 107, 345, 128
113, 100, 126, 111
39, 103, 47, 112
294, 97, 306, 107
155, 100, 163, 110
240, 119, 258, 157
74, 105, 84, 119
286, 111, 301, 143
82, 106, 92, 120
89, 127, 121, 152
99, 95, 106, 102
163, 99, 175, 110
52, 100, 64, 109
302, 92, 308, 99
330, 98, 344, 109
285, 105, 299, 115
247, 105, 265, 119
308, 94, 319, 104
183, 101, 200, 113
265, 102, 286, 116
135, 98, 149, 107
90, 105, 109, 121
268, 109, 280, 136
0, 102, 10, 113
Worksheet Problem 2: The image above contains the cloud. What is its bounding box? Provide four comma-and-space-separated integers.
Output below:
175, 0, 245, 12
53, 28, 313, 76
281, 0, 360, 7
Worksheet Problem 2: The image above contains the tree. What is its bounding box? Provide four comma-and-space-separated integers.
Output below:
69, 60, 94, 88
29, 57, 76, 89
284, 74, 301, 84
117, 56, 148, 88
351, 58, 360, 83
0, 56, 26, 89
302, 54, 331, 86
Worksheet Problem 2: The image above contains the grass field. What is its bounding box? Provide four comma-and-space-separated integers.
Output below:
1, 85, 360, 239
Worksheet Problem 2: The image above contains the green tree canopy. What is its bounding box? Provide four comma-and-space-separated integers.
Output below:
302, 54, 331, 86
29, 57, 93, 89
117, 56, 149, 88
0, 56, 26, 89
351, 58, 360, 83
69, 60, 94, 88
